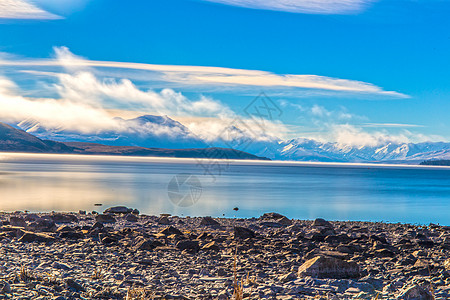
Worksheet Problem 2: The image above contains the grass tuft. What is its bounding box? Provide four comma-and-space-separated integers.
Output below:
91, 267, 104, 280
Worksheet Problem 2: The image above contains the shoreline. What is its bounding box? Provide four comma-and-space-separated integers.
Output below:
3, 151, 450, 170
1, 209, 449, 299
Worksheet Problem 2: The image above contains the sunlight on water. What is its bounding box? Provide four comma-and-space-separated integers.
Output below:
1, 153, 450, 224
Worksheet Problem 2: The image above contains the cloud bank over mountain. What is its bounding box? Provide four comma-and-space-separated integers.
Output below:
0, 47, 441, 152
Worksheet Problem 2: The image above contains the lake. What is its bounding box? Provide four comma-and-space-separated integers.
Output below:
1, 153, 450, 225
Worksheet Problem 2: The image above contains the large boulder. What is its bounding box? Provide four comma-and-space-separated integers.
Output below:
396, 285, 434, 300
298, 256, 360, 279
104, 206, 133, 214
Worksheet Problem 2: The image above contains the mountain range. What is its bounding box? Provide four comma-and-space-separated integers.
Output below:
3, 115, 450, 164
0, 122, 268, 160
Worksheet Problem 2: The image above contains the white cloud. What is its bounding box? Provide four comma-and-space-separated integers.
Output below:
362, 123, 424, 128
200, 0, 375, 14
0, 53, 288, 142
0, 0, 61, 19
0, 47, 407, 97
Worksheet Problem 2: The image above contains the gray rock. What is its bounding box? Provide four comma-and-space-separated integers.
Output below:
279, 272, 297, 282
158, 216, 171, 225
9, 216, 26, 227
65, 278, 85, 292
234, 226, 256, 239
104, 206, 132, 214
200, 216, 220, 226
159, 226, 183, 236
396, 285, 434, 300
298, 256, 360, 279
50, 213, 78, 223
95, 214, 116, 223
313, 218, 333, 228
176, 240, 200, 252
124, 213, 138, 222
18, 230, 55, 243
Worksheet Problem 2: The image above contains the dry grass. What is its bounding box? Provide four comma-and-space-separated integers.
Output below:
231, 252, 244, 300
91, 267, 104, 280
18, 266, 35, 282
125, 287, 155, 300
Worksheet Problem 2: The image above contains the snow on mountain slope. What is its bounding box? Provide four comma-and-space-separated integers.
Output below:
15, 115, 450, 163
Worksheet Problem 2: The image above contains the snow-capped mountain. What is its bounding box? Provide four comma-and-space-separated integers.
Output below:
14, 115, 450, 163
17, 115, 206, 149
268, 138, 450, 163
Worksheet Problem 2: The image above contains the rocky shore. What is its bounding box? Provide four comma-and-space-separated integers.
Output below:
0, 208, 449, 299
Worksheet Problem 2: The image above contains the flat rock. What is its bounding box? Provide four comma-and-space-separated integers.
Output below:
298, 256, 360, 279
18, 230, 55, 243
104, 206, 133, 214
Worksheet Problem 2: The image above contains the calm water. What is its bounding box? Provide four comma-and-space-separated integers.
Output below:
1, 153, 450, 225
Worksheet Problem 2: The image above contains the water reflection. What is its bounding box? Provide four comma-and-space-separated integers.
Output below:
0, 153, 450, 224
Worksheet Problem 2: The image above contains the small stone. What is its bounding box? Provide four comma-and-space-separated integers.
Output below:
95, 214, 116, 223
124, 213, 138, 222
65, 278, 85, 292
18, 230, 55, 243
234, 226, 255, 239
159, 226, 183, 236
277, 216, 292, 226
200, 216, 220, 226
50, 213, 78, 223
279, 272, 297, 282
261, 212, 286, 220
9, 216, 26, 227
0, 280, 11, 293
313, 218, 333, 228
158, 216, 170, 225
201, 241, 220, 251
176, 240, 200, 252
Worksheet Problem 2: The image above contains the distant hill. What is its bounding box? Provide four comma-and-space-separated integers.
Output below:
420, 160, 450, 166
64, 142, 269, 160
0, 122, 269, 160
0, 122, 70, 153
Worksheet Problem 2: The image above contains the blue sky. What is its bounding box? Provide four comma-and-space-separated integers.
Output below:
0, 0, 450, 145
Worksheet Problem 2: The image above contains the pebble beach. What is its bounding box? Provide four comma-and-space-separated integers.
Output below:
0, 208, 449, 299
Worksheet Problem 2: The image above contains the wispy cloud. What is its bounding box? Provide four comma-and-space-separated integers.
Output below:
0, 0, 61, 19
0, 47, 407, 97
362, 123, 424, 128
199, 0, 375, 15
